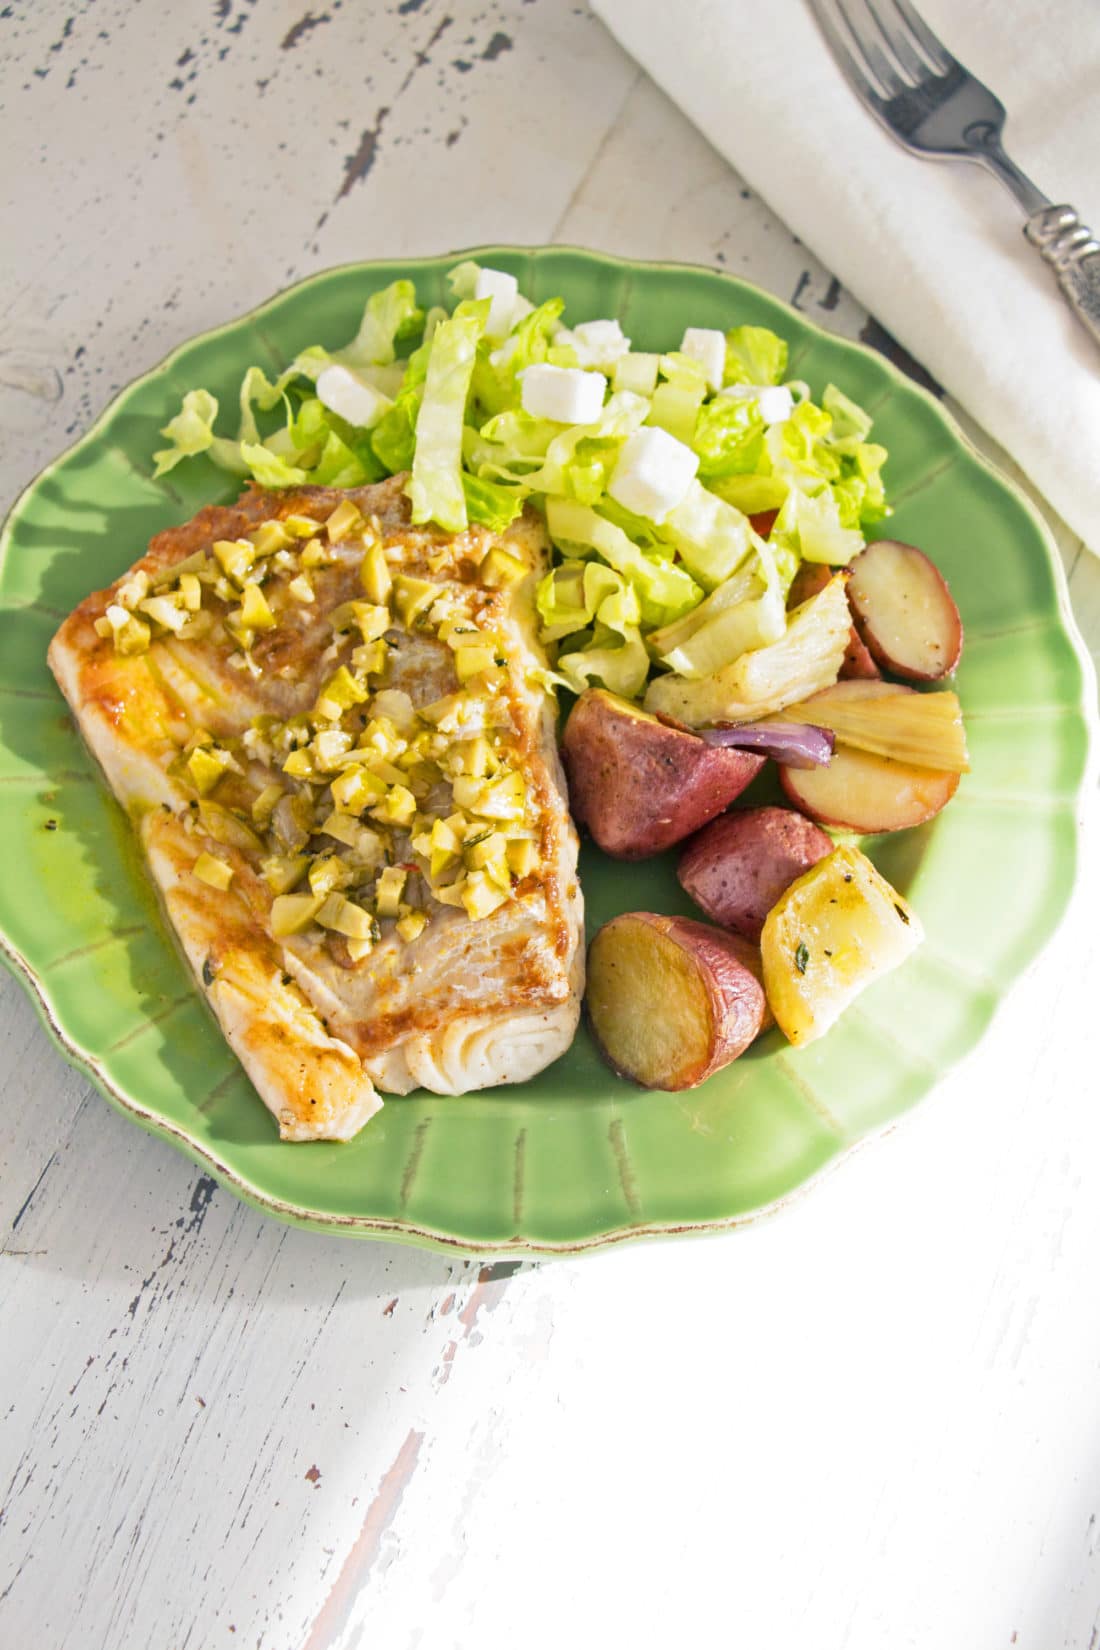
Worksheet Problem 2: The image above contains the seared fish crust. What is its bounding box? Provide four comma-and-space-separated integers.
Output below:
49, 476, 583, 1140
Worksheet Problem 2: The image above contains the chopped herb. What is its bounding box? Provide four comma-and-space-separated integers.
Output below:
795, 942, 809, 975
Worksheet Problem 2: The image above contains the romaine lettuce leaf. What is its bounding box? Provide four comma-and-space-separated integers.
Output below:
340, 279, 424, 368
647, 353, 708, 443
153, 390, 248, 478
706, 474, 790, 515
724, 325, 788, 386
537, 558, 649, 698
557, 622, 649, 699
237, 365, 299, 445
692, 394, 765, 479
822, 383, 873, 449
771, 483, 864, 565
369, 331, 435, 474
470, 297, 564, 420
545, 497, 701, 628
661, 480, 755, 590
461, 471, 524, 531
407, 300, 490, 533
238, 443, 309, 488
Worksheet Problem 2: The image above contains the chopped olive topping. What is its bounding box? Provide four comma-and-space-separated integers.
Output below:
135, 511, 537, 938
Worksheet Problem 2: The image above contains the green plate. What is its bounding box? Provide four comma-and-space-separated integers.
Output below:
0, 247, 1094, 1254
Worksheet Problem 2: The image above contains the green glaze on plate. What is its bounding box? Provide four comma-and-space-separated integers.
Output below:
0, 247, 1094, 1254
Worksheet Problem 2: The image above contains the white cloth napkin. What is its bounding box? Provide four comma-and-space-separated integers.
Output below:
590, 0, 1100, 551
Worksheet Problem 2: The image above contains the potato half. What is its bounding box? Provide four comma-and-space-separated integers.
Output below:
586, 912, 766, 1089
760, 844, 923, 1046
562, 689, 763, 859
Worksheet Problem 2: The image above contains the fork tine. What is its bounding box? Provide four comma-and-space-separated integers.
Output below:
807, 0, 889, 107
812, 0, 902, 105
880, 0, 956, 74
831, 0, 909, 102
862, 0, 935, 85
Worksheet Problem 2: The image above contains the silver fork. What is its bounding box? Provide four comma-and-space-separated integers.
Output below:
808, 0, 1100, 349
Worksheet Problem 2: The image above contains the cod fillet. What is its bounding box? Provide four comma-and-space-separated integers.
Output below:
48, 476, 583, 1140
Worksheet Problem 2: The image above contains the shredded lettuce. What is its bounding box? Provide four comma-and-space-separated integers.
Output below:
771, 483, 864, 565
338, 279, 424, 369
545, 498, 701, 629
238, 444, 309, 489
149, 263, 892, 708
407, 300, 490, 534
692, 395, 765, 479
536, 560, 649, 698
707, 473, 789, 515
153, 390, 248, 478
648, 353, 708, 444
724, 325, 788, 387
461, 472, 524, 531
660, 481, 755, 591
471, 298, 564, 420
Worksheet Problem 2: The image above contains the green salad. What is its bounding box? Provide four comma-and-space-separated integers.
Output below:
153, 260, 889, 702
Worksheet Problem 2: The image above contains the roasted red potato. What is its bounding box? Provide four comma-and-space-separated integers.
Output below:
748, 509, 779, 539
787, 561, 881, 681
562, 689, 764, 860
780, 743, 959, 833
847, 538, 963, 680
678, 806, 833, 942
586, 912, 766, 1089
709, 930, 775, 1035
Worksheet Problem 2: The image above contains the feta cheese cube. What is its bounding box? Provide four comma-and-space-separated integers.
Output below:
680, 327, 726, 392
317, 364, 391, 429
474, 266, 519, 340
719, 382, 794, 425
756, 384, 794, 425
520, 363, 606, 425
554, 318, 630, 369
607, 426, 699, 523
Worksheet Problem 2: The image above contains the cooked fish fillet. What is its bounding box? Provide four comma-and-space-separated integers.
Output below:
48, 476, 583, 1140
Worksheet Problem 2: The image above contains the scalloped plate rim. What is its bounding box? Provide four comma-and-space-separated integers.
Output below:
1, 244, 1096, 1257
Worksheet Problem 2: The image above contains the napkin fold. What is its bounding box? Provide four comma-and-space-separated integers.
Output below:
590, 0, 1100, 551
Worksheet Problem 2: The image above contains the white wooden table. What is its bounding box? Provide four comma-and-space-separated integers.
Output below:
4, 5, 1100, 1647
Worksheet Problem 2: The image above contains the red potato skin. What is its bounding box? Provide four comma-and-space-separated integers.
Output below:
678, 806, 833, 942
847, 539, 963, 681
787, 563, 881, 681
717, 931, 776, 1035
748, 509, 779, 539
840, 627, 882, 679
778, 746, 960, 833
787, 562, 833, 608
586, 912, 766, 1089
562, 689, 765, 860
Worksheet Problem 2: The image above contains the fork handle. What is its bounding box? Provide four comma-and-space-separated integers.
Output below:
1024, 205, 1100, 350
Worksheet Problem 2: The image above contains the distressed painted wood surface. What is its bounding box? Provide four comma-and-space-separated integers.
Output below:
2, 4, 1099, 1647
